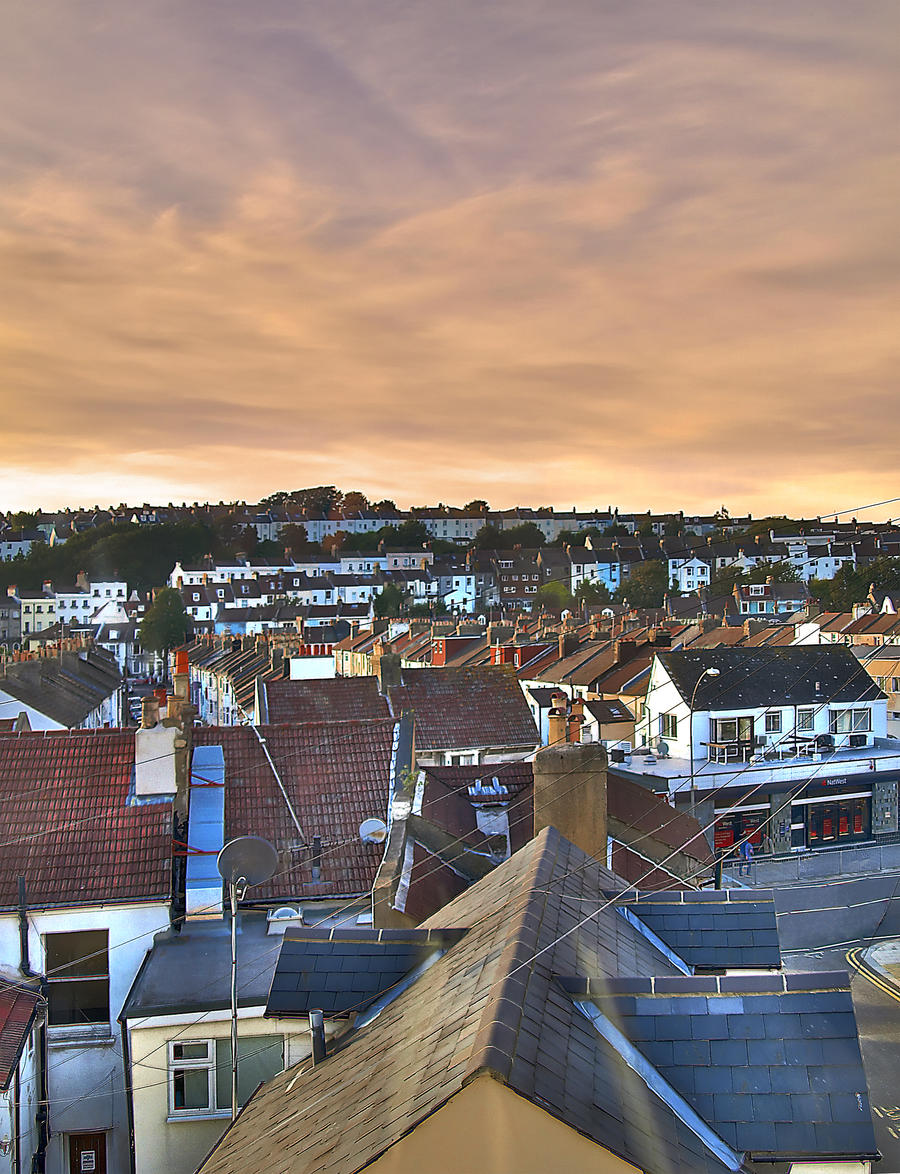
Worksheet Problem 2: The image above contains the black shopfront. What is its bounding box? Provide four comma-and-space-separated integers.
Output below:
712, 770, 892, 854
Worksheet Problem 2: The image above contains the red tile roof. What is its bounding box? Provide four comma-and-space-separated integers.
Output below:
263, 678, 389, 725
0, 730, 174, 911
387, 666, 538, 752
0, 984, 41, 1090
195, 720, 398, 900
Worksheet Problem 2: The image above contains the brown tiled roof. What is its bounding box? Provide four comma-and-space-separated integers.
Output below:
262, 677, 388, 724
195, 720, 398, 900
387, 666, 538, 751
0, 984, 41, 1089
199, 830, 732, 1174
0, 730, 173, 910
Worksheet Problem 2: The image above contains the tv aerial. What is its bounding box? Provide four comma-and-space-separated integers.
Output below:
216, 836, 278, 1121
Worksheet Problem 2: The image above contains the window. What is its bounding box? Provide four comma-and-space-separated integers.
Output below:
168, 1035, 283, 1116
875, 676, 887, 690
830, 708, 871, 734
45, 930, 109, 1026
764, 711, 782, 734
892, 678, 900, 693
660, 713, 677, 739
797, 707, 815, 732
749, 585, 765, 596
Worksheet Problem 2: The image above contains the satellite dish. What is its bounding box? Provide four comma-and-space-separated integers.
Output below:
359, 818, 388, 845
655, 739, 670, 758
216, 836, 278, 887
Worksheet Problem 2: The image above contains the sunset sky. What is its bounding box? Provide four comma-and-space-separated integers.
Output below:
2, 2, 898, 517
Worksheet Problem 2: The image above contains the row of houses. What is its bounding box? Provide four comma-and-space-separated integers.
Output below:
0, 655, 767, 1174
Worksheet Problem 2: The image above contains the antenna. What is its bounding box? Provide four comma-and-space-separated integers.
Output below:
216, 836, 277, 1121
217, 836, 278, 889
359, 818, 388, 845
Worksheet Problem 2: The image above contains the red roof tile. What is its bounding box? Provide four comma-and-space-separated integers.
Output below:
0, 730, 174, 911
0, 985, 41, 1089
195, 720, 398, 900
263, 678, 389, 725
387, 666, 538, 752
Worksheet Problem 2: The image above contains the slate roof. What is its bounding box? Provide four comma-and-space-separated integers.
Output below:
0, 729, 173, 911
199, 831, 743, 1174
386, 665, 539, 751
660, 646, 885, 710
194, 720, 398, 900
562, 971, 877, 1161
121, 913, 282, 1019
266, 926, 467, 1017
611, 890, 781, 970
0, 650, 122, 727
0, 983, 42, 1089
261, 677, 389, 725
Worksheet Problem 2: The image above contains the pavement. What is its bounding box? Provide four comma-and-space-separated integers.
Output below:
864, 938, 900, 992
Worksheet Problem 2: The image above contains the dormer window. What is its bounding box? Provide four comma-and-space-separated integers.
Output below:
749, 585, 765, 596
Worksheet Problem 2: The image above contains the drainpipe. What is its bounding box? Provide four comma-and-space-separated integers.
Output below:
120, 1019, 137, 1174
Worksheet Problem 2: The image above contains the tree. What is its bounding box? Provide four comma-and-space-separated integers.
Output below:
341, 490, 370, 515
615, 560, 668, 608
464, 500, 490, 514
502, 522, 546, 548
474, 523, 503, 549
575, 579, 611, 607
374, 583, 406, 617
280, 523, 309, 553
534, 581, 574, 611
139, 588, 189, 670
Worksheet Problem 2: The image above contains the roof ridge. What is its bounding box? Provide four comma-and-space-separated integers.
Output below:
463, 826, 562, 1085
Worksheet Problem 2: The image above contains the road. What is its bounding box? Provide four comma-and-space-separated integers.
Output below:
773, 871, 900, 1171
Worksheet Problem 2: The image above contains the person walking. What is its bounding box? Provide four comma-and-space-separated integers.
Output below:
738, 839, 754, 878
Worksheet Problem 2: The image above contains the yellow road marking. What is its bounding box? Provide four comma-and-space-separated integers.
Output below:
846, 948, 900, 1004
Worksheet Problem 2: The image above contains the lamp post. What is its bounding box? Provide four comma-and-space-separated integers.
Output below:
688, 667, 720, 811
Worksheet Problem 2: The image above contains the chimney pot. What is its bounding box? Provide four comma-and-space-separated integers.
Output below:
309, 1008, 327, 1064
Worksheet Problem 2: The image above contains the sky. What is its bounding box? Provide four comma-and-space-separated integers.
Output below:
2, 1, 899, 518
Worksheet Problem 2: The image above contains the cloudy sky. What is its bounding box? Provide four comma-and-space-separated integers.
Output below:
2, 2, 898, 516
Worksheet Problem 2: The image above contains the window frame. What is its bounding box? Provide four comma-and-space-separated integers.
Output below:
44, 929, 110, 1029
829, 707, 872, 735
764, 710, 782, 734
797, 707, 815, 733
660, 712, 677, 740
167, 1035, 284, 1119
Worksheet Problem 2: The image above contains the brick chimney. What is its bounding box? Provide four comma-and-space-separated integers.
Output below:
567, 697, 585, 744
558, 631, 579, 659
533, 741, 607, 861
613, 637, 637, 663
374, 644, 401, 692
547, 692, 568, 745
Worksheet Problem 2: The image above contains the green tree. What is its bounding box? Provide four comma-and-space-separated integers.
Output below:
280, 523, 309, 553
534, 581, 574, 610
374, 582, 406, 617
575, 579, 612, 607
502, 522, 546, 548
464, 500, 490, 514
139, 588, 189, 669
473, 523, 503, 549
616, 560, 668, 608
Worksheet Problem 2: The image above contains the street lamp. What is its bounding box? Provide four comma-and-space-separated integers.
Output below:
688, 666, 720, 810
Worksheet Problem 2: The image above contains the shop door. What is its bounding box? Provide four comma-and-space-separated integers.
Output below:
69, 1134, 106, 1174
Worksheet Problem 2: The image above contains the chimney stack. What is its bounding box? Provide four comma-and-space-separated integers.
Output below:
547, 690, 568, 746
533, 741, 607, 861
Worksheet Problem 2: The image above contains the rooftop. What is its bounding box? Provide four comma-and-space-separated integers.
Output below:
0, 729, 173, 911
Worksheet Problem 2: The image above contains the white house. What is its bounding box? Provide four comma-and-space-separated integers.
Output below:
623, 646, 898, 857
0, 726, 177, 1174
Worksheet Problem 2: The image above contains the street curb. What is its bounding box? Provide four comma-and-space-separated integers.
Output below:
860, 942, 900, 995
